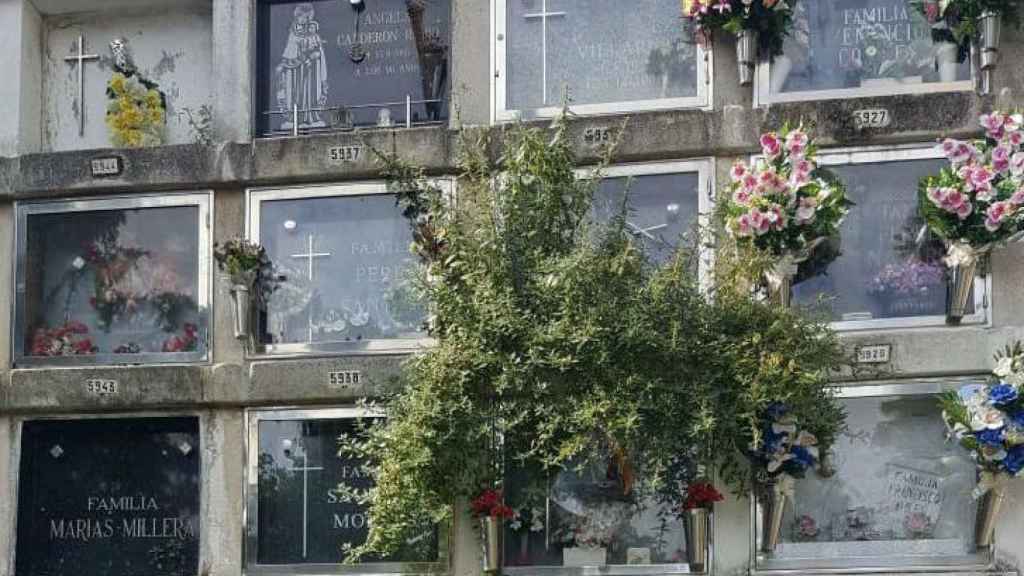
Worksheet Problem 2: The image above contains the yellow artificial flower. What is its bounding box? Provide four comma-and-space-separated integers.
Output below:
681, 0, 695, 13
145, 89, 161, 109
109, 73, 127, 95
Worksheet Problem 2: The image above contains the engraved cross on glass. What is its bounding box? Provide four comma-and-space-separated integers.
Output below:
64, 35, 101, 137
291, 234, 332, 342
523, 0, 566, 106
286, 447, 324, 559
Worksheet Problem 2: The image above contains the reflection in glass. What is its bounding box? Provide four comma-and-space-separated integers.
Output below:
593, 173, 701, 264
256, 0, 450, 135
765, 393, 978, 565
256, 417, 437, 565
792, 158, 966, 322
19, 206, 206, 361
770, 1, 970, 96
505, 0, 699, 111
504, 460, 688, 568
257, 193, 425, 347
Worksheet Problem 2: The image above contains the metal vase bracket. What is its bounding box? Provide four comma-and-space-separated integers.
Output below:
760, 476, 793, 554
736, 29, 758, 86
977, 11, 1001, 94
683, 508, 709, 572
481, 516, 502, 573
944, 244, 987, 325
766, 258, 800, 309
976, 481, 1007, 549
230, 284, 251, 340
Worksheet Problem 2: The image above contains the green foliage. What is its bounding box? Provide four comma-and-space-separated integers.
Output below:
685, 0, 798, 59
341, 114, 848, 560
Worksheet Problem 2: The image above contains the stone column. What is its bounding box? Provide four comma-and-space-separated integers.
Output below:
0, 0, 42, 157
212, 0, 253, 143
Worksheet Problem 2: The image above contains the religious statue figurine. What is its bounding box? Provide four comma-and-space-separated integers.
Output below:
109, 37, 136, 75
276, 3, 329, 131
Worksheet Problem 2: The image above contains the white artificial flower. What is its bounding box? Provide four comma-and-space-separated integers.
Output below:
994, 357, 1014, 378
530, 508, 544, 532
772, 422, 797, 436
1007, 371, 1024, 388
970, 407, 1005, 431
72, 256, 86, 270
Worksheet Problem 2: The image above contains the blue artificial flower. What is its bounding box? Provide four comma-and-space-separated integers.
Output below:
976, 428, 1006, 446
959, 384, 987, 402
1004, 446, 1024, 476
988, 384, 1019, 406
765, 402, 788, 422
790, 445, 816, 469
1010, 411, 1024, 429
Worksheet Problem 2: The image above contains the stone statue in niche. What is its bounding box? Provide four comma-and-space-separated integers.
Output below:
276, 3, 329, 130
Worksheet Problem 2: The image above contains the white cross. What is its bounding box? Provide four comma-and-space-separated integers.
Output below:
627, 221, 668, 241
524, 0, 566, 105
290, 234, 332, 282
64, 35, 100, 138
290, 234, 332, 342
287, 451, 324, 559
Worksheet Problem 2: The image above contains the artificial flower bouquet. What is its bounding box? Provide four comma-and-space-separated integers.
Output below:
471, 488, 515, 521
912, 0, 1020, 49
106, 72, 166, 148
682, 481, 724, 510
724, 125, 852, 302
751, 402, 822, 480
213, 238, 279, 300
682, 0, 797, 85
30, 321, 98, 357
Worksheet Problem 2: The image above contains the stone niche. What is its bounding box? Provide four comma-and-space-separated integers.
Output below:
40, 0, 213, 152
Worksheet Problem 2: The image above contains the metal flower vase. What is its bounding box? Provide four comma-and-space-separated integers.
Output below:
979, 11, 1001, 71
736, 29, 759, 86
683, 508, 709, 572
230, 284, 251, 340
760, 476, 793, 554
944, 244, 986, 325
766, 259, 799, 309
976, 482, 1007, 549
481, 516, 502, 573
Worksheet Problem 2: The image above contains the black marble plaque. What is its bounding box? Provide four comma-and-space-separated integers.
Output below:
16, 417, 200, 576
256, 0, 451, 135
256, 417, 437, 564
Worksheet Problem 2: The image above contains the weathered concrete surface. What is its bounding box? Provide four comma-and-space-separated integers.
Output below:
0, 0, 42, 158
0, 416, 11, 576
42, 3, 213, 151
6, 365, 208, 412
198, 408, 244, 576
212, 188, 246, 367
211, 0, 251, 143
242, 355, 408, 405
450, 0, 491, 127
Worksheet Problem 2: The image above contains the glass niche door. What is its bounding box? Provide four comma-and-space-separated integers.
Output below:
247, 182, 442, 354
13, 194, 212, 366
246, 408, 446, 574
755, 0, 973, 104
754, 380, 991, 572
494, 0, 709, 120
789, 145, 988, 331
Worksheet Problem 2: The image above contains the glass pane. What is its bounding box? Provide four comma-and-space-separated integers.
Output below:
20, 206, 206, 360
764, 392, 978, 566
594, 172, 701, 264
504, 461, 688, 568
258, 193, 425, 346
792, 158, 968, 322
16, 417, 200, 576
256, 0, 450, 135
770, 1, 970, 96
256, 417, 438, 564
506, 0, 699, 111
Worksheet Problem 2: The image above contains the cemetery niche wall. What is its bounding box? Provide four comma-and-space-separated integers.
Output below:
13, 194, 212, 366
246, 408, 443, 573
790, 146, 987, 331
255, 0, 450, 136
42, 2, 213, 151
756, 0, 973, 103
755, 382, 987, 571
247, 183, 431, 354
494, 0, 707, 120
15, 417, 201, 576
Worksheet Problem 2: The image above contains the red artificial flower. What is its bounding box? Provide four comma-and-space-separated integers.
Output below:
470, 489, 515, 519
683, 482, 724, 510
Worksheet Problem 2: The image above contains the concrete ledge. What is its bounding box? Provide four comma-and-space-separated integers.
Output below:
244, 354, 407, 405
5, 364, 208, 413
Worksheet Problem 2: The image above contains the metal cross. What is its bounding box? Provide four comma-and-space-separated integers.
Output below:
523, 0, 566, 105
627, 221, 668, 241
290, 234, 332, 282
64, 35, 100, 137
286, 450, 324, 559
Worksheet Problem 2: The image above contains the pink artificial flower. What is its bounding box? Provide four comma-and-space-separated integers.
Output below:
927, 186, 948, 207
760, 132, 782, 159
733, 188, 753, 206
785, 130, 809, 158
1011, 186, 1024, 205
1010, 151, 1024, 176
985, 201, 1014, 231
1005, 113, 1023, 134
1005, 131, 1024, 147
735, 213, 753, 236
939, 189, 974, 220
790, 169, 811, 190
942, 138, 978, 166
766, 205, 787, 230
749, 208, 771, 235
992, 145, 1012, 174
730, 161, 748, 182
793, 158, 815, 175
795, 196, 818, 223
967, 165, 994, 191
923, 0, 940, 22
981, 113, 1007, 141
741, 172, 759, 192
